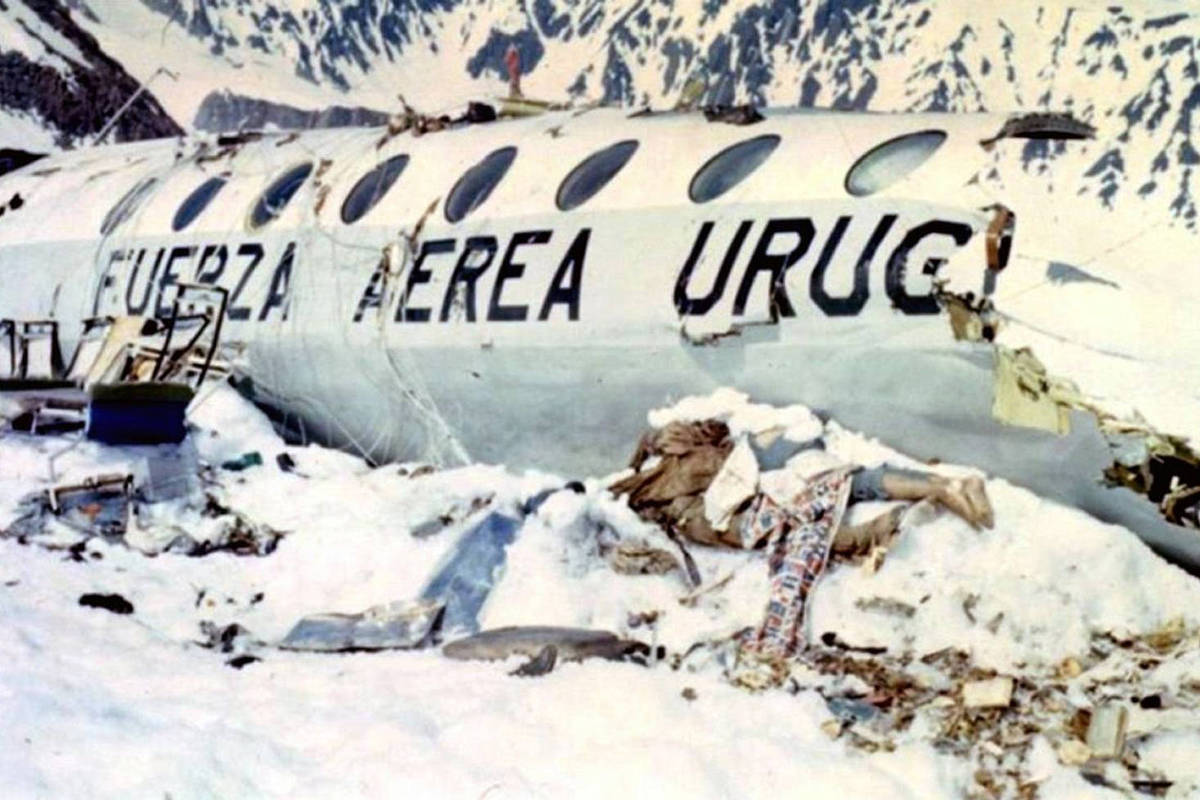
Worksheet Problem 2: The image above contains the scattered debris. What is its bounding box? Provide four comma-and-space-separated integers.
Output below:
226, 655, 260, 670
854, 596, 918, 619
824, 695, 883, 726
374, 96, 500, 148
4, 474, 133, 542
702, 104, 763, 125
937, 287, 999, 343
129, 500, 283, 557
409, 494, 494, 539
197, 621, 258, 654
984, 203, 1015, 278
78, 592, 133, 615
627, 610, 660, 628
281, 488, 589, 653
6, 383, 1200, 793
4, 469, 282, 559
609, 543, 680, 575
1106, 449, 1200, 528
221, 451, 263, 472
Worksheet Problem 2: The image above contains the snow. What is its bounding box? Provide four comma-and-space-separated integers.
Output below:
0, 107, 57, 152
0, 6, 85, 73
2, 384, 1199, 797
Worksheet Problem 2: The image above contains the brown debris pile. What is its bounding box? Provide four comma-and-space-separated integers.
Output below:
732, 621, 1200, 799
609, 420, 738, 548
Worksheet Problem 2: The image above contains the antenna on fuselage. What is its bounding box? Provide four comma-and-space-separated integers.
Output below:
91, 67, 179, 147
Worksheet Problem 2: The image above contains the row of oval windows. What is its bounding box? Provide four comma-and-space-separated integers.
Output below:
99, 129, 949, 237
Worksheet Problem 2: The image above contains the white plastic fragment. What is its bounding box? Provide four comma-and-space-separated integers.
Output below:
1057, 739, 1092, 766
703, 437, 758, 535
1085, 703, 1128, 759
962, 676, 1013, 708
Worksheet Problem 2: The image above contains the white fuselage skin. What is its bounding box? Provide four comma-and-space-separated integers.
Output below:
1, 107, 1196, 569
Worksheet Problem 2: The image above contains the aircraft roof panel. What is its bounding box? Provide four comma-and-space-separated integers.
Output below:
0, 109, 1047, 246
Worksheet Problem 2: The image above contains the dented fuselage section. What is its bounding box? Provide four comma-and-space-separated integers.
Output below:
1, 106, 1197, 569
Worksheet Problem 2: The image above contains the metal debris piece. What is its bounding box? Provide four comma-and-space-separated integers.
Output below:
279, 599, 444, 652
1046, 261, 1119, 289
980, 112, 1096, 147
992, 347, 1073, 435
443, 626, 650, 664
678, 569, 736, 607
510, 645, 557, 677
418, 511, 521, 636
825, 695, 882, 725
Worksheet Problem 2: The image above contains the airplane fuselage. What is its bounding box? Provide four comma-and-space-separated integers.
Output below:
2, 106, 1196, 569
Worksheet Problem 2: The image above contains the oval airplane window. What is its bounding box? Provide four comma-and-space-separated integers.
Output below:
341, 154, 410, 224
100, 177, 158, 235
172, 176, 226, 232
556, 140, 639, 211
249, 162, 313, 229
445, 146, 517, 223
688, 134, 780, 204
845, 130, 947, 197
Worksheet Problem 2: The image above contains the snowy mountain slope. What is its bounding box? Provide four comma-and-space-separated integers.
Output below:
65, 1, 1200, 229
0, 0, 181, 149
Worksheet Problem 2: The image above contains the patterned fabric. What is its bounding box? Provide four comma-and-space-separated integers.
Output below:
736, 493, 791, 549
740, 469, 853, 662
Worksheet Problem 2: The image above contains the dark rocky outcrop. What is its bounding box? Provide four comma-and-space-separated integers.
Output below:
0, 0, 182, 147
192, 90, 389, 133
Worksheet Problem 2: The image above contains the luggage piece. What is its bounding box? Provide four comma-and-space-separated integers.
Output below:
86, 382, 194, 445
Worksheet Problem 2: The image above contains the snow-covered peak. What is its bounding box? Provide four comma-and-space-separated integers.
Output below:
0, 0, 181, 149
64, 1, 1200, 228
